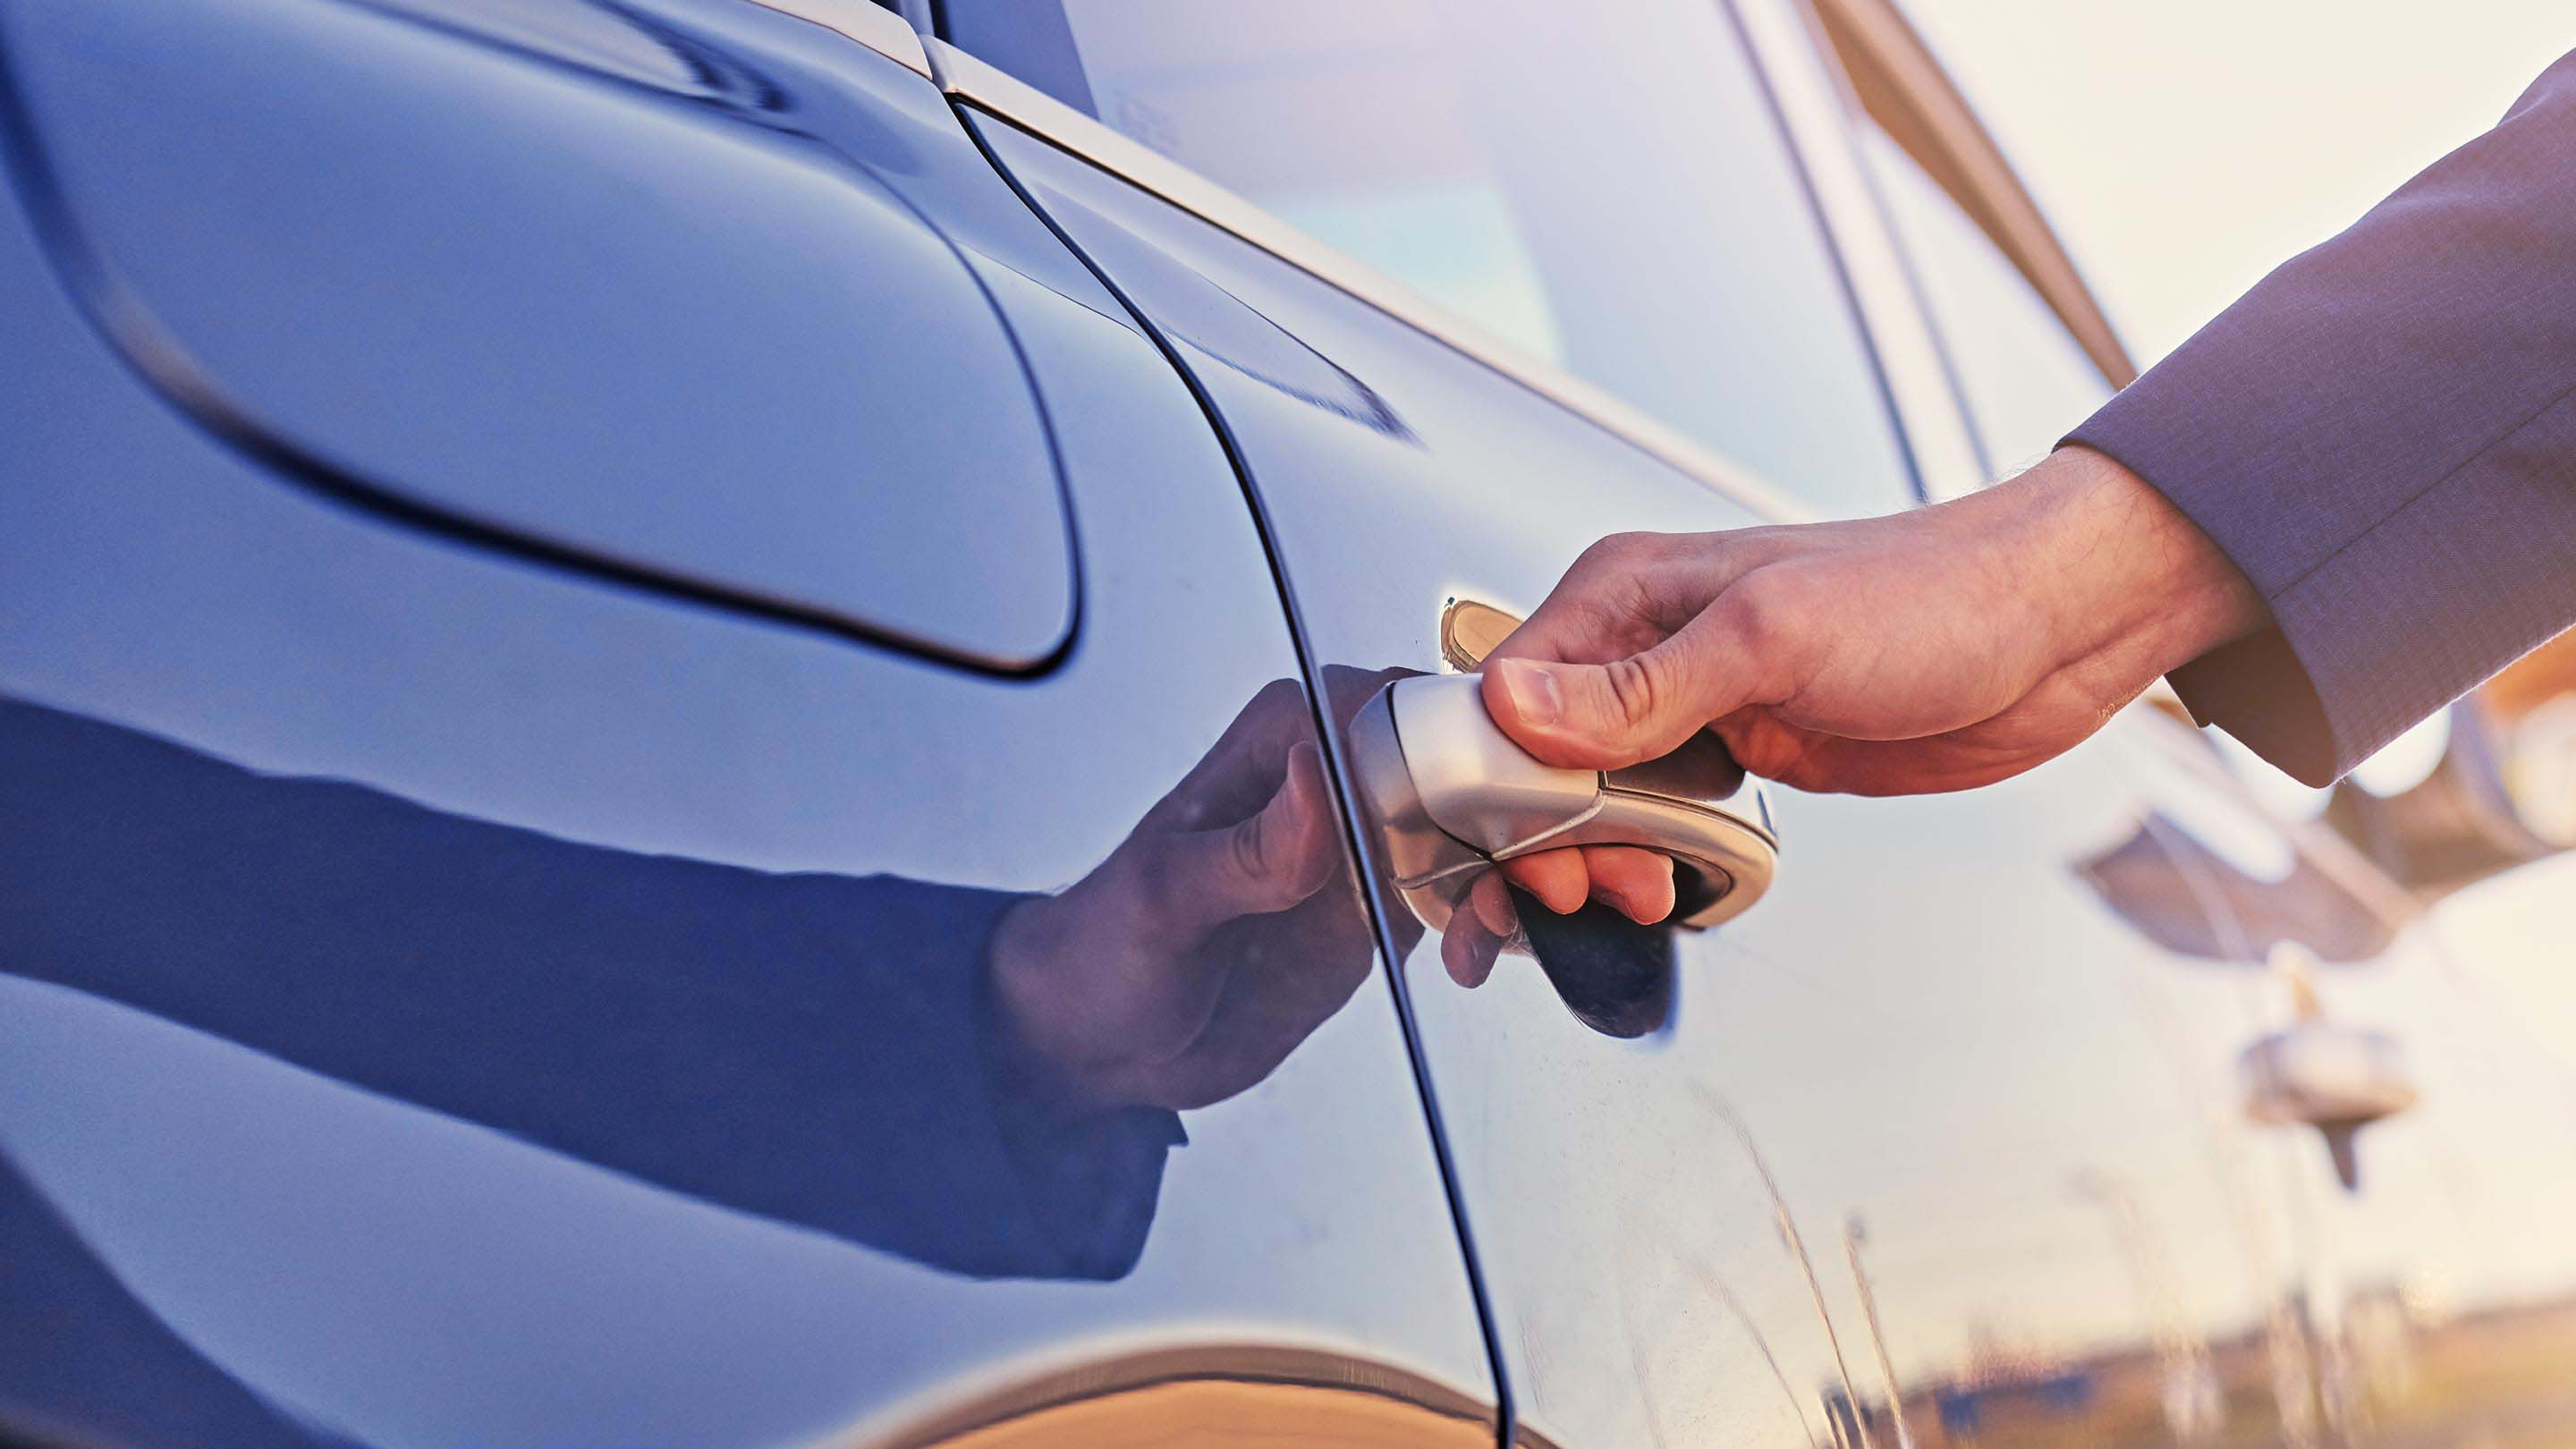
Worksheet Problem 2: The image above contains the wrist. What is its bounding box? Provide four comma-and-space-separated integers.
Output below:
986, 898, 1118, 1116
2015, 445, 2265, 689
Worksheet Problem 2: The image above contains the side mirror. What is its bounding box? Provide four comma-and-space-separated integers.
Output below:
2239, 1019, 2416, 1192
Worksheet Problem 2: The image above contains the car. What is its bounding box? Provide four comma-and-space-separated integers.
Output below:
5, 0, 2574, 1445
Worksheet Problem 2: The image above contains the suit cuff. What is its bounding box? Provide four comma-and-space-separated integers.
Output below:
974, 908, 1184, 1281
2072, 384, 2576, 786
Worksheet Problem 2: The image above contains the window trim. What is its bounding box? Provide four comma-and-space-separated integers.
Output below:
922, 36, 1813, 524
741, 0, 928, 76
1805, 0, 2136, 390
1732, 0, 1987, 502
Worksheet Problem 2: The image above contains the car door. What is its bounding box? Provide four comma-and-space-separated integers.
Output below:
0, 1, 1495, 1445
930, 3, 2298, 1445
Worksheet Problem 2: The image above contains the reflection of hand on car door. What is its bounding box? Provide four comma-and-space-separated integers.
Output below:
987, 678, 1375, 1113
0, 690, 1370, 1284
985, 664, 1684, 1041
0, 668, 1672, 1299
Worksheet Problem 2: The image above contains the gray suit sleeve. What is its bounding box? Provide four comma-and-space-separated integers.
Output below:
2065, 48, 2576, 785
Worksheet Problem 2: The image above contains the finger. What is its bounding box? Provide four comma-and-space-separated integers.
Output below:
1439, 917, 1481, 986
1319, 663, 1419, 730
1718, 717, 2060, 797
1499, 849, 1587, 914
1144, 741, 1338, 937
1580, 845, 1677, 924
1443, 889, 1507, 987
1480, 530, 1779, 671
1470, 868, 1520, 938
1142, 678, 1314, 833
1479, 602, 1763, 770
1475, 537, 1684, 670
1501, 845, 1674, 923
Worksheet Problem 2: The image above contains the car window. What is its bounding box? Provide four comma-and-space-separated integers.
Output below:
943, 0, 1918, 519
1856, 128, 2111, 476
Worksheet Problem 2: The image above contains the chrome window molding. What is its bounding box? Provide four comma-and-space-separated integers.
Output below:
1807, 0, 2137, 393
921, 37, 1814, 526
1730, 0, 1991, 503
742, 0, 928, 77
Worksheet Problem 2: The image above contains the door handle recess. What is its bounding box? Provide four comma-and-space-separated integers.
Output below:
1349, 674, 1777, 931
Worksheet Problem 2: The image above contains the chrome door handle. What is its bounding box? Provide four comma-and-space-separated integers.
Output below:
1348, 674, 1777, 931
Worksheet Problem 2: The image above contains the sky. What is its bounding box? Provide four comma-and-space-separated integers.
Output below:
1902, 1, 2576, 365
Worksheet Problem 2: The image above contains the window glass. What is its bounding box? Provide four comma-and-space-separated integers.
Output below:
1857, 128, 2110, 475
964, 0, 1917, 518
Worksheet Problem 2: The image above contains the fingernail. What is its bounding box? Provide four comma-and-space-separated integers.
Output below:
1496, 658, 1561, 727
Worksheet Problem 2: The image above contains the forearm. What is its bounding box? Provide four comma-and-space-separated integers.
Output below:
2066, 48, 2576, 783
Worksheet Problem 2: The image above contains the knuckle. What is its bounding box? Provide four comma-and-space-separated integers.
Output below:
1124, 846, 1189, 927
1716, 577, 1789, 653
1709, 574, 1818, 692
1224, 815, 1273, 889
1600, 655, 1664, 728
1581, 530, 1658, 568
1146, 842, 1199, 902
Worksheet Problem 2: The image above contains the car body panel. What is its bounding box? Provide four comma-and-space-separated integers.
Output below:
0, 2, 1494, 1445
1, 0, 1090, 670
8, 0, 2576, 1445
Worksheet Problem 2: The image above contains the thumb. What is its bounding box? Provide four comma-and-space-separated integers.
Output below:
1481, 622, 1751, 769
1145, 741, 1338, 938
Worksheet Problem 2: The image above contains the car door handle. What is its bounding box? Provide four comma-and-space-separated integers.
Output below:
1349, 674, 1777, 931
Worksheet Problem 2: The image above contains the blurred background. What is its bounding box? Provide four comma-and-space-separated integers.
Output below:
1908, 0, 2576, 366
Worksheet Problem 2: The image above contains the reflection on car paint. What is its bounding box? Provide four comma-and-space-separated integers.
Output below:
0, 1, 1497, 1427
1026, 182, 1415, 442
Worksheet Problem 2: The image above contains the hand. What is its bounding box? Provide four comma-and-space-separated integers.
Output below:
1473, 447, 2262, 902
985, 679, 1380, 1114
